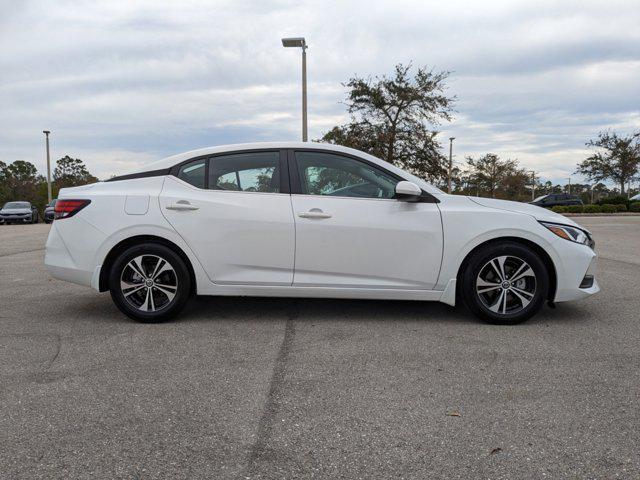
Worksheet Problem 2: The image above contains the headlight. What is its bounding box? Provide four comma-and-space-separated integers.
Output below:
540, 222, 594, 248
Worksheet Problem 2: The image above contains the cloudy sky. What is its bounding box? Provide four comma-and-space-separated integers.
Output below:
1, 0, 639, 184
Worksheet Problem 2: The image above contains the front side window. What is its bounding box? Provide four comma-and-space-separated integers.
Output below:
177, 159, 206, 188
209, 152, 280, 193
295, 151, 397, 199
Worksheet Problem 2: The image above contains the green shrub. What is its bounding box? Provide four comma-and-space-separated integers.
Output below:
596, 195, 629, 206
629, 202, 640, 212
600, 204, 616, 213
583, 204, 601, 213
566, 205, 584, 213
551, 206, 568, 213
615, 204, 627, 212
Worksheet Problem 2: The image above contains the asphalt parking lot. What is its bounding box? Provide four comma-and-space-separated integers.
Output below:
1, 217, 639, 479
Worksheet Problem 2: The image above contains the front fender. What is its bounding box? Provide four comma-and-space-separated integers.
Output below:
436, 205, 562, 291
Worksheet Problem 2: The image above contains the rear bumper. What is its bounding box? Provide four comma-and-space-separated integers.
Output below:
44, 219, 104, 288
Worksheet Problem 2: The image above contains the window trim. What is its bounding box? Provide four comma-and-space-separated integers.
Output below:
287, 148, 439, 203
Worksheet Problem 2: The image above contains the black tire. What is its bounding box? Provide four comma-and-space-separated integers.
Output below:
461, 241, 549, 325
109, 243, 191, 323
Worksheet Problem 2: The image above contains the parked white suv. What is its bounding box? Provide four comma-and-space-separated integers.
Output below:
45, 142, 598, 324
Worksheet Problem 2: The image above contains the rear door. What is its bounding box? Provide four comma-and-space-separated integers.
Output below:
289, 150, 443, 289
160, 150, 295, 285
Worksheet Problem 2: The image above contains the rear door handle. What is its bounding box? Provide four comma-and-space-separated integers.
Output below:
166, 200, 199, 211
298, 208, 332, 219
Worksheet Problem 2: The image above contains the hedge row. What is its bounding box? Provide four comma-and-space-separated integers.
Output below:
595, 195, 632, 206
551, 202, 640, 214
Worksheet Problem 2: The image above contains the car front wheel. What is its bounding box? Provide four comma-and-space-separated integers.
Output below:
109, 243, 191, 323
461, 242, 549, 325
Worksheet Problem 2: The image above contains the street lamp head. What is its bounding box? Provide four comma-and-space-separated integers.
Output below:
281, 37, 306, 48
43, 130, 50, 135
449, 137, 455, 142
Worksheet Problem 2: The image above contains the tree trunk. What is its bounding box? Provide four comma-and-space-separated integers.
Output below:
385, 134, 397, 167
621, 179, 625, 195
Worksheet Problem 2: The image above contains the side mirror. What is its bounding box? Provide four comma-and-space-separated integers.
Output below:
395, 181, 422, 201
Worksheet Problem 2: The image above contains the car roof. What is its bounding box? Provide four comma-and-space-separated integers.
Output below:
130, 142, 378, 173
120, 142, 444, 194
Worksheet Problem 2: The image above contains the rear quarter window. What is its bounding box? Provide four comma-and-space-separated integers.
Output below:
177, 159, 206, 188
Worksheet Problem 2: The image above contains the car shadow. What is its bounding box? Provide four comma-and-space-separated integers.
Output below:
57, 292, 591, 327
179, 295, 476, 325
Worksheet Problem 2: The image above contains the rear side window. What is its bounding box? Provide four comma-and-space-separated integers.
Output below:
177, 159, 206, 188
209, 152, 280, 193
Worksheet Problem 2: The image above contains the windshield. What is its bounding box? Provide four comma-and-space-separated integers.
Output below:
3, 202, 30, 209
48, 200, 57, 207
532, 195, 547, 202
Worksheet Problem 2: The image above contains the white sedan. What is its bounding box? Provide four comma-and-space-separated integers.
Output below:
45, 142, 599, 324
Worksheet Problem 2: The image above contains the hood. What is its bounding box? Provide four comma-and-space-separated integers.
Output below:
467, 196, 583, 229
1, 208, 31, 214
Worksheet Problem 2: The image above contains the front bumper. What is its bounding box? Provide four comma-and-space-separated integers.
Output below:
0, 214, 31, 222
554, 247, 600, 302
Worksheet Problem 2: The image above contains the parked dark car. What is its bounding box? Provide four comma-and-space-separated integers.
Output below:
530, 194, 583, 208
0, 201, 39, 224
43, 199, 57, 223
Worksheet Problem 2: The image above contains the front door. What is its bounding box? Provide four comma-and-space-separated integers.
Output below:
289, 150, 443, 289
160, 150, 295, 285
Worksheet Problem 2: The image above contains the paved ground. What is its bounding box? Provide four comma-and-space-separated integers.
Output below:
1, 218, 638, 479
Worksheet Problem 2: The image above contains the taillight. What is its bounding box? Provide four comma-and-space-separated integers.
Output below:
54, 199, 91, 220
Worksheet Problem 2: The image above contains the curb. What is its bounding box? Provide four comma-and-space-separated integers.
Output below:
562, 213, 640, 217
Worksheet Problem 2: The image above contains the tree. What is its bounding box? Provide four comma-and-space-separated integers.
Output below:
576, 131, 640, 194
53, 155, 98, 188
0, 161, 8, 205
320, 63, 455, 181
2, 160, 43, 202
465, 154, 520, 198
501, 168, 530, 201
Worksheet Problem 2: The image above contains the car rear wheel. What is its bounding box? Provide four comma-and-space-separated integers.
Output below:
109, 243, 191, 323
461, 242, 549, 325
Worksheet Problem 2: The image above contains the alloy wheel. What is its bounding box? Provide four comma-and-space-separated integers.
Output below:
119, 254, 178, 312
476, 255, 537, 315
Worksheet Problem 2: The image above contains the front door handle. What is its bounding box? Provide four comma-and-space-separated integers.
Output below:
166, 200, 199, 211
298, 208, 332, 219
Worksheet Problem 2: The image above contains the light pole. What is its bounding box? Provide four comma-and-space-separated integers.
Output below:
282, 37, 308, 142
566, 177, 571, 195
448, 137, 455, 194
530, 170, 536, 201
43, 130, 52, 203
